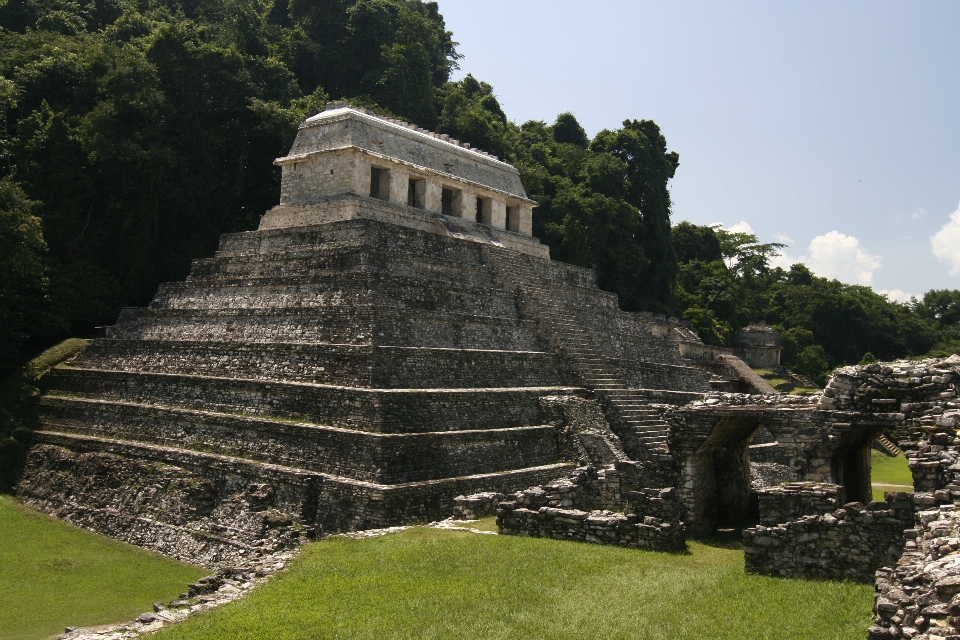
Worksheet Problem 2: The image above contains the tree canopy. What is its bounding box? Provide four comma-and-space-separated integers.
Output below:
0, 0, 955, 384
0, 0, 462, 375
671, 222, 958, 384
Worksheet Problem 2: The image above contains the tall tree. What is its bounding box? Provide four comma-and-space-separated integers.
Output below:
591, 120, 679, 307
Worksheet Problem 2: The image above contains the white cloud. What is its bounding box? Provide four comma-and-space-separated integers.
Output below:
725, 228, 881, 284
911, 207, 925, 220
880, 289, 918, 304
931, 202, 960, 276
805, 231, 882, 286
726, 220, 754, 234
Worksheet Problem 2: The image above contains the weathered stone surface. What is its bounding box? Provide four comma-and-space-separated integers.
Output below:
57, 553, 297, 640
744, 487, 917, 583
496, 464, 685, 552
16, 107, 716, 567
871, 505, 960, 639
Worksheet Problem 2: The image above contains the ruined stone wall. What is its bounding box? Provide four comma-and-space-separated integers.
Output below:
496, 465, 685, 551
17, 435, 573, 568
755, 482, 842, 526
865, 404, 960, 640
871, 502, 960, 639
817, 357, 960, 451
744, 492, 918, 583
908, 412, 960, 494
668, 394, 838, 534
16, 438, 322, 569
497, 500, 684, 552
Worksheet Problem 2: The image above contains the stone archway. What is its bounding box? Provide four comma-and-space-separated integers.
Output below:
684, 416, 765, 532
669, 396, 884, 535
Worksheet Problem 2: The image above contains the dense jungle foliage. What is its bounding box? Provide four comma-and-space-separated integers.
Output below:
0, 0, 957, 388
671, 223, 960, 383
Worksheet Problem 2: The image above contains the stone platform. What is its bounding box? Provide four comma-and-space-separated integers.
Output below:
14, 106, 716, 566
19, 211, 711, 565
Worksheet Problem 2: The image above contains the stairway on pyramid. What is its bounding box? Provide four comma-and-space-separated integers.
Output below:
16, 104, 712, 567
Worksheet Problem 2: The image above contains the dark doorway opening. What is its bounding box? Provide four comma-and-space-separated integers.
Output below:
506, 205, 519, 232
688, 419, 767, 535
832, 432, 875, 504
370, 167, 387, 200
441, 188, 453, 216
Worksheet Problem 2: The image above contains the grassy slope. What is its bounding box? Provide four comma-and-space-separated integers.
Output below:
871, 450, 914, 501
0, 495, 207, 640
158, 527, 873, 640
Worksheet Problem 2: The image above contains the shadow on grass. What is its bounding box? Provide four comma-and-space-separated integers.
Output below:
695, 528, 745, 550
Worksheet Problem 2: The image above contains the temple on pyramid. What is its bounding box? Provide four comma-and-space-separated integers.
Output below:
15, 104, 720, 566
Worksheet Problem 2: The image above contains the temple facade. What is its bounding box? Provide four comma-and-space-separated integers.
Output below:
262, 104, 545, 258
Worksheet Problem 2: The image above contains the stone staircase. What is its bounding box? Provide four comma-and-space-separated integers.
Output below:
874, 434, 902, 457
490, 249, 675, 460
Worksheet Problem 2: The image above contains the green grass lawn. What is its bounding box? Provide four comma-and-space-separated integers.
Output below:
157, 527, 874, 640
871, 450, 914, 501
0, 494, 207, 640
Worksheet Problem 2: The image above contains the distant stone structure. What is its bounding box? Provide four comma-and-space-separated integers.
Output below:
732, 323, 782, 369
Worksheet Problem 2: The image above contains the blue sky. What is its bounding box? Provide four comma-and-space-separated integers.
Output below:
437, 0, 960, 300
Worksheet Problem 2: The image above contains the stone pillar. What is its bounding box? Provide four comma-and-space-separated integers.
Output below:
350, 156, 369, 196
386, 166, 409, 205
423, 179, 442, 213
453, 188, 476, 219
489, 198, 506, 230
518, 205, 534, 236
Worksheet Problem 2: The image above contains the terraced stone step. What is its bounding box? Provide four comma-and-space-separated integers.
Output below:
110, 307, 542, 350
75, 340, 564, 389
38, 396, 561, 484
25, 430, 577, 532
44, 367, 579, 434
150, 282, 520, 320
190, 244, 503, 289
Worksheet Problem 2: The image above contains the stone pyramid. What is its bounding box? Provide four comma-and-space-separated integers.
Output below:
16, 106, 711, 566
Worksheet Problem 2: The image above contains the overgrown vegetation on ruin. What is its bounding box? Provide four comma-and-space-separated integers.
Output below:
0, 0, 957, 386
149, 525, 873, 640
0, 495, 205, 640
